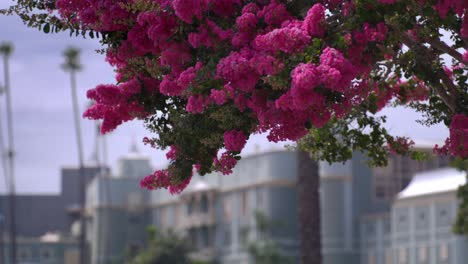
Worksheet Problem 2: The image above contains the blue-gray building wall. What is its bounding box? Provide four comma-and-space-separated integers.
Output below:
321, 177, 358, 264
391, 192, 468, 264
83, 150, 465, 264
86, 176, 150, 264
360, 215, 391, 264
61, 166, 106, 207
147, 151, 304, 264
0, 166, 104, 239
0, 195, 68, 238
267, 186, 300, 260
2, 239, 79, 264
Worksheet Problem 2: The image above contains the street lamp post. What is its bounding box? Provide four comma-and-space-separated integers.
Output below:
0, 43, 16, 264
62, 47, 87, 264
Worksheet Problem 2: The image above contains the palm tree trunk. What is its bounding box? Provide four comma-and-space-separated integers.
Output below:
297, 152, 322, 264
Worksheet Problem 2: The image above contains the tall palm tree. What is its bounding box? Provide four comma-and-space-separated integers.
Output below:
62, 47, 87, 264
0, 42, 16, 264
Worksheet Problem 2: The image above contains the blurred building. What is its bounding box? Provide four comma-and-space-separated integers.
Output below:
0, 166, 103, 237
320, 146, 468, 264
361, 168, 468, 264
85, 150, 304, 264
0, 165, 104, 263
86, 145, 153, 264
82, 144, 466, 264
371, 142, 453, 202
2, 233, 79, 264
150, 150, 303, 264
319, 148, 455, 264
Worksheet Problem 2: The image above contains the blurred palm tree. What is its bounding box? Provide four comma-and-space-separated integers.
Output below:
62, 46, 87, 264
0, 42, 16, 264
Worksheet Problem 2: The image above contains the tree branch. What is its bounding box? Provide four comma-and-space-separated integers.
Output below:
426, 37, 465, 63
390, 26, 458, 113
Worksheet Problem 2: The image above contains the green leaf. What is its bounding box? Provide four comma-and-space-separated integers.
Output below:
43, 23, 50, 33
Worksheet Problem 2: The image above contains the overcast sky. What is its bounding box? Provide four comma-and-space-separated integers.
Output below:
0, 1, 449, 194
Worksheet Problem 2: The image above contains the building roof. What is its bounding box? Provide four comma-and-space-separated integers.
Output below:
411, 139, 445, 149
397, 168, 466, 199
182, 178, 217, 195
121, 152, 151, 160
40, 232, 61, 242
119, 137, 151, 160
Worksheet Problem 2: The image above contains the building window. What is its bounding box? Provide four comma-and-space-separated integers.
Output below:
418, 246, 427, 263
224, 227, 231, 247
419, 212, 425, 221
367, 223, 374, 235
440, 209, 447, 217
239, 226, 249, 244
201, 226, 210, 247
375, 186, 386, 199
439, 209, 449, 225
40, 247, 54, 260
256, 188, 263, 209
127, 192, 142, 207
188, 228, 196, 249
398, 214, 406, 223
372, 159, 395, 201
128, 214, 140, 224
18, 249, 32, 261
126, 242, 142, 259
223, 195, 231, 221
396, 212, 408, 231
385, 250, 392, 264
159, 207, 167, 226
174, 204, 180, 227
201, 194, 209, 213
399, 248, 407, 264
439, 243, 449, 262
368, 252, 375, 264
384, 221, 391, 234
241, 191, 248, 217
188, 197, 196, 215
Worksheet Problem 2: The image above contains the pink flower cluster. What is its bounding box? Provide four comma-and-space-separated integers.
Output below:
224, 130, 248, 152
166, 145, 179, 160
55, 0, 132, 31
58, 0, 466, 194
255, 25, 311, 54
378, 0, 397, 4
216, 49, 260, 93
186, 95, 211, 113
449, 114, 468, 158
140, 170, 171, 190
393, 78, 430, 104
435, 114, 468, 159
387, 137, 415, 155
434, 0, 467, 18
173, 0, 240, 23
433, 0, 468, 38
258, 0, 292, 27
214, 152, 238, 175
303, 4, 326, 37
254, 3, 328, 54
265, 47, 358, 134
83, 78, 158, 134
140, 170, 192, 194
